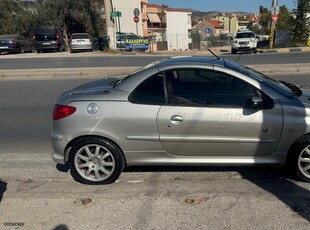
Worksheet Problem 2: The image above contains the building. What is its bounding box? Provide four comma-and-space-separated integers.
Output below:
165, 9, 192, 51
195, 19, 224, 40
214, 15, 238, 35
145, 4, 192, 51
112, 0, 144, 37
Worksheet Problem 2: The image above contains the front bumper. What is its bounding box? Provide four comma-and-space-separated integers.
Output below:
234, 46, 253, 51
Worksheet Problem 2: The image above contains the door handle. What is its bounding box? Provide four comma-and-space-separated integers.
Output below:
170, 115, 183, 122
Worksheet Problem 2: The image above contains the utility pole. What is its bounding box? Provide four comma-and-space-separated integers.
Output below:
104, 0, 116, 50
269, 0, 278, 49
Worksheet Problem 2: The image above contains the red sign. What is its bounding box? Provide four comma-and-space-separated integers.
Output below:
272, 14, 278, 22
134, 16, 139, 23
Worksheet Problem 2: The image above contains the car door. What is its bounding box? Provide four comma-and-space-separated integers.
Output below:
156, 68, 283, 157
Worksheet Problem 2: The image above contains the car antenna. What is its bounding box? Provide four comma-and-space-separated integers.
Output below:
200, 42, 220, 59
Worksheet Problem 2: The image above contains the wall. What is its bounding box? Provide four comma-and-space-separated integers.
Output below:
113, 0, 143, 36
166, 11, 192, 51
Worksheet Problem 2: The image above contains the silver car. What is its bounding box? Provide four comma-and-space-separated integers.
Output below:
70, 33, 92, 53
51, 56, 310, 184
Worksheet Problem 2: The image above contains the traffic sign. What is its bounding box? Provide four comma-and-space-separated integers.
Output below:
134, 16, 139, 23
110, 11, 122, 17
133, 8, 140, 17
272, 14, 278, 22
205, 28, 211, 33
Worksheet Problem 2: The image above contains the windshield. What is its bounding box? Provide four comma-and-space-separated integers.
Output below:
225, 61, 300, 98
114, 60, 161, 87
34, 28, 57, 41
235, 32, 255, 39
72, 34, 89, 39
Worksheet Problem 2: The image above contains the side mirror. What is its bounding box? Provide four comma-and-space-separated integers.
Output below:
250, 96, 264, 110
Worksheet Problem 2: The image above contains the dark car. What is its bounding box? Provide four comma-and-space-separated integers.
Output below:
33, 27, 64, 52
0, 35, 33, 54
92, 36, 109, 51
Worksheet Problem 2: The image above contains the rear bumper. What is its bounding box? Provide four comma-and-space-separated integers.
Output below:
50, 130, 67, 164
35, 42, 61, 51
70, 44, 92, 51
0, 46, 21, 53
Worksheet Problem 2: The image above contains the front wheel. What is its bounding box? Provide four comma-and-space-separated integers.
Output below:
69, 138, 125, 185
286, 135, 310, 182
252, 48, 257, 54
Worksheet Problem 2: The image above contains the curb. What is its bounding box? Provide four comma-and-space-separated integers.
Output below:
258, 46, 310, 54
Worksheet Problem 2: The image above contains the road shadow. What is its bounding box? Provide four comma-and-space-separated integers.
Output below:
52, 224, 69, 230
56, 163, 70, 173
124, 165, 310, 223
0, 180, 7, 203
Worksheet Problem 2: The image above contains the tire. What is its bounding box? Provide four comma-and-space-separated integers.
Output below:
231, 49, 237, 54
93, 42, 99, 51
286, 135, 310, 182
252, 48, 257, 54
69, 137, 125, 185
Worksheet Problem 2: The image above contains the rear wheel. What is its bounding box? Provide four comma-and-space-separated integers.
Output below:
69, 138, 125, 185
252, 48, 257, 54
231, 48, 237, 54
286, 135, 310, 182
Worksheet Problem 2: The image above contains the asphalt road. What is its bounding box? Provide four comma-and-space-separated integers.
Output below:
1, 74, 310, 229
0, 52, 309, 70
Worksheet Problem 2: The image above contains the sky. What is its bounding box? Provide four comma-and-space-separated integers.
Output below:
148, 0, 296, 13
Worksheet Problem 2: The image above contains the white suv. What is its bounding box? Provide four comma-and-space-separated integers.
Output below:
231, 30, 257, 54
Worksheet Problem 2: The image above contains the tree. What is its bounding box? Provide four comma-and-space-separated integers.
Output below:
259, 6, 271, 35
37, 0, 105, 49
291, 0, 310, 45
0, 0, 35, 37
277, 5, 294, 30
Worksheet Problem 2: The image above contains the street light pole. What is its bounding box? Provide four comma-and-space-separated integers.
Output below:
104, 0, 116, 50
269, 0, 278, 49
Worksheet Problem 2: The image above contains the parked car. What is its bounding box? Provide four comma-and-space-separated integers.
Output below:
92, 36, 109, 51
70, 33, 93, 53
231, 30, 258, 54
33, 27, 64, 52
0, 34, 33, 54
51, 56, 310, 185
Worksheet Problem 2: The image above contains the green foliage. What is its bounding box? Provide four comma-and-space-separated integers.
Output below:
291, 0, 310, 45
259, 5, 271, 35
0, 0, 105, 46
250, 24, 262, 35
277, 5, 294, 30
0, 0, 36, 37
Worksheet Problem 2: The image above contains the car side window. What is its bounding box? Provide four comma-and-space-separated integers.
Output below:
129, 74, 166, 105
166, 68, 263, 108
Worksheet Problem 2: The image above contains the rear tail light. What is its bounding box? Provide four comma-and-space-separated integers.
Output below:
9, 40, 17, 44
53, 104, 76, 120
32, 34, 35, 40
56, 32, 59, 41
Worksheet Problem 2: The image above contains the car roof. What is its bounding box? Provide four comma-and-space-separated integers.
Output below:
157, 56, 225, 68
0, 34, 20, 39
71, 33, 89, 35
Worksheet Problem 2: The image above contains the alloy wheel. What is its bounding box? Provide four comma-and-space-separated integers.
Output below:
74, 144, 115, 182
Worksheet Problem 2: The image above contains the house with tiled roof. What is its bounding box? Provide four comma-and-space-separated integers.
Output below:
195, 19, 225, 40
